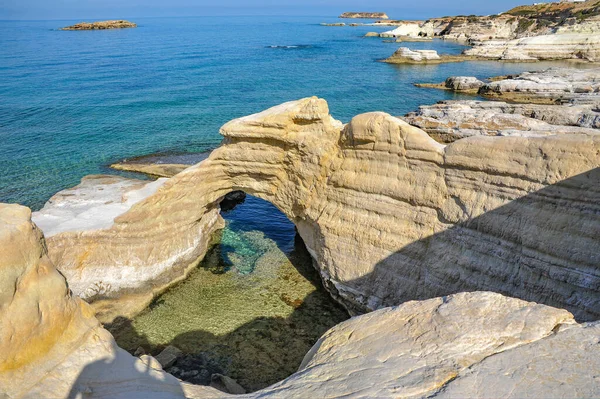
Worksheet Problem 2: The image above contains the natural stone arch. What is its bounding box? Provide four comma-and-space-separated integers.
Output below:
43, 97, 600, 321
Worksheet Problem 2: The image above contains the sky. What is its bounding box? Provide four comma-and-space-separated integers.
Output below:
0, 0, 544, 21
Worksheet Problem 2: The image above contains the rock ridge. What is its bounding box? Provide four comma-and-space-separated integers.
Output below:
33, 97, 600, 322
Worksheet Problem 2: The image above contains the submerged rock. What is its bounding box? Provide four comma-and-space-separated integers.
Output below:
210, 374, 246, 394
155, 346, 183, 369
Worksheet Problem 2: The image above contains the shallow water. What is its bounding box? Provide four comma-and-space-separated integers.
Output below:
0, 16, 590, 210
108, 195, 349, 391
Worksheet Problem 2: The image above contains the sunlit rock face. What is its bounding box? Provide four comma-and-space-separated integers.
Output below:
2, 204, 600, 398
464, 33, 600, 61
0, 204, 213, 399
37, 97, 600, 321
403, 100, 600, 143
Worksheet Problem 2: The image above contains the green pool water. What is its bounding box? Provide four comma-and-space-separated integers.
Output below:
108, 195, 349, 391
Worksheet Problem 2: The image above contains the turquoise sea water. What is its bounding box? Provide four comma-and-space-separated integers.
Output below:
0, 16, 582, 210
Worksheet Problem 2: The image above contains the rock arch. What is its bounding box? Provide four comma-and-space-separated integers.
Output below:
42, 97, 600, 320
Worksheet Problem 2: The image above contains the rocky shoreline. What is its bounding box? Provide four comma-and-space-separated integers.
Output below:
2, 4, 600, 398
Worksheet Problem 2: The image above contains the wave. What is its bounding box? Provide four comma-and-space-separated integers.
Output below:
266, 44, 314, 50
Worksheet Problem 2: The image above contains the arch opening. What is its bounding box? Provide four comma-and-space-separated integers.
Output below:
108, 191, 349, 393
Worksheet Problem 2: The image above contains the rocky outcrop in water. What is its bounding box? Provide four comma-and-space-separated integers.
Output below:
403, 100, 600, 143
386, 47, 440, 62
339, 12, 389, 19
1, 213, 598, 399
60, 20, 137, 30
417, 67, 600, 105
464, 33, 600, 61
32, 97, 600, 322
479, 67, 600, 105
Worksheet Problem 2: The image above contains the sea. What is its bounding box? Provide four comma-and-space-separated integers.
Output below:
0, 16, 578, 210
1, 15, 590, 389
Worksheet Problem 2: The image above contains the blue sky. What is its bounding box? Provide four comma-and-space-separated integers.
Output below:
1, 0, 544, 21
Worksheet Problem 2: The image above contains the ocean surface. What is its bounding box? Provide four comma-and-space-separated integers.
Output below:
0, 16, 583, 210
2, 15, 592, 390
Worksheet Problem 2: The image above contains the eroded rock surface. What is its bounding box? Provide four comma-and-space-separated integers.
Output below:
403, 100, 600, 143
36, 97, 600, 322
1, 205, 599, 398
465, 33, 600, 61
0, 204, 214, 399
479, 67, 600, 105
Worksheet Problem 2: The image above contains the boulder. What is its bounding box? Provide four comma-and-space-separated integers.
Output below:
155, 346, 183, 369
444, 76, 485, 92
210, 374, 247, 394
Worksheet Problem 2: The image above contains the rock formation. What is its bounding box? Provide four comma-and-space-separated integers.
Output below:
416, 76, 485, 93
0, 204, 215, 399
60, 20, 137, 30
479, 67, 600, 105
110, 162, 189, 178
380, 21, 431, 38
33, 97, 600, 322
1, 214, 598, 399
384, 48, 471, 64
384, 48, 442, 63
416, 68, 600, 106
464, 33, 600, 61
379, 1, 600, 63
339, 12, 389, 19
403, 100, 600, 143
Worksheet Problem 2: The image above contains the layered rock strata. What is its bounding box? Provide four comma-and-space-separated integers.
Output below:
0, 204, 215, 399
1, 216, 598, 399
403, 100, 600, 143
478, 67, 600, 105
36, 97, 600, 321
464, 33, 600, 61
417, 68, 600, 105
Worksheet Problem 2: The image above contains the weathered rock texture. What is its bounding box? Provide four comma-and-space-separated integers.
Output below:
339, 12, 389, 19
60, 20, 137, 30
464, 33, 600, 61
403, 100, 600, 143
384, 48, 473, 64
0, 204, 215, 399
386, 47, 440, 61
36, 97, 600, 322
479, 67, 600, 105
2, 222, 598, 399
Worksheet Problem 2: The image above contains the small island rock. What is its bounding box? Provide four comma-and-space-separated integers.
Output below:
61, 20, 137, 30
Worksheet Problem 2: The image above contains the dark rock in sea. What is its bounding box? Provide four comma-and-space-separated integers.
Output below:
220, 190, 247, 212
